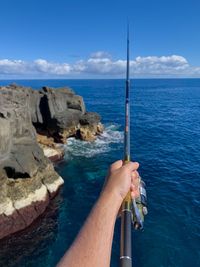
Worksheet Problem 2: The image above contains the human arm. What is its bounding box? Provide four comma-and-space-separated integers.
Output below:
57, 160, 140, 267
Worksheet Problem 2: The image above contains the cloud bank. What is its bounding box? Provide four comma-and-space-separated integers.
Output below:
0, 52, 200, 78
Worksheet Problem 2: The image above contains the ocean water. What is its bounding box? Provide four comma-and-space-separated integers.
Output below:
0, 79, 200, 267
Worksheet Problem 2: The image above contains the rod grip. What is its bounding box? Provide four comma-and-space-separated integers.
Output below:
120, 257, 132, 267
120, 192, 132, 267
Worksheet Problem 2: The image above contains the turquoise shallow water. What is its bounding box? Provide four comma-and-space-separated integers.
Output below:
0, 79, 200, 267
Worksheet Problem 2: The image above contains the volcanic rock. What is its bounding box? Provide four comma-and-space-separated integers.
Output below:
0, 84, 103, 239
0, 85, 64, 239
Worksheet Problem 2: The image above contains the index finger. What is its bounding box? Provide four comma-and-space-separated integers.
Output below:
122, 161, 139, 173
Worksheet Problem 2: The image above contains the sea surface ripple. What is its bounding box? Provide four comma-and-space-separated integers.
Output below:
0, 79, 199, 267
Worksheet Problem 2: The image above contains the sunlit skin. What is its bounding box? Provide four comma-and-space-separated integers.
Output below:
57, 160, 140, 267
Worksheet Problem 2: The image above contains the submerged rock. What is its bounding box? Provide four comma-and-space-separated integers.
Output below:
0, 84, 103, 239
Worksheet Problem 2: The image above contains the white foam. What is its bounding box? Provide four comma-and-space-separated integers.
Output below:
64, 124, 123, 158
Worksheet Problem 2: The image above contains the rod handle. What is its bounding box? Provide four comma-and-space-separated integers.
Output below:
120, 191, 132, 267
120, 257, 132, 267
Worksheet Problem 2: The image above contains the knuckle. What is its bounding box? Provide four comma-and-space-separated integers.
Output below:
132, 171, 137, 178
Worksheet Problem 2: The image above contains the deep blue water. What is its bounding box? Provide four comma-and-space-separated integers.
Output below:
0, 79, 200, 267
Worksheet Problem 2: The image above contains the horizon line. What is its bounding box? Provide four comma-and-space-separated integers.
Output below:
1, 77, 200, 81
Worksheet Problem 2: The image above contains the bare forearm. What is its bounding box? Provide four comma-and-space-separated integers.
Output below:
57, 189, 121, 267
57, 160, 140, 267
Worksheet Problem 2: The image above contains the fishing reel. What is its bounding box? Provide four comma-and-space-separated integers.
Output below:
131, 178, 147, 230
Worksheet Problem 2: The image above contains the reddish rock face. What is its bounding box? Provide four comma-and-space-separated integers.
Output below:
0, 193, 62, 267
0, 194, 49, 240
48, 153, 64, 163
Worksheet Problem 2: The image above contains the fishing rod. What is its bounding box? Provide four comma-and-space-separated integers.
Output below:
120, 25, 147, 267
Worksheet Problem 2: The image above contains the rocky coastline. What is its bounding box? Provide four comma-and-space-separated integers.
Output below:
0, 84, 103, 239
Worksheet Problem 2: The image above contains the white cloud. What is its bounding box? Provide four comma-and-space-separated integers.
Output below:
73, 54, 191, 76
132, 55, 189, 75
0, 53, 200, 78
34, 59, 71, 75
0, 59, 27, 74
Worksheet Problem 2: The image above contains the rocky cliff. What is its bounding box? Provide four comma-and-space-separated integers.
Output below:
0, 84, 103, 239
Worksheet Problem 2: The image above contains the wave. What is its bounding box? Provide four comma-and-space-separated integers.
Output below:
64, 124, 123, 159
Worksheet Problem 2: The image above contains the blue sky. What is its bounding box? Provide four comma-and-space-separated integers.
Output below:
0, 0, 200, 78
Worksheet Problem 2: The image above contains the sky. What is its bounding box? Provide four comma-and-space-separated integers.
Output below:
0, 0, 200, 79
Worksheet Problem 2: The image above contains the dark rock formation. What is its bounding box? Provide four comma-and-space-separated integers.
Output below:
0, 85, 64, 240
0, 84, 103, 239
30, 86, 103, 142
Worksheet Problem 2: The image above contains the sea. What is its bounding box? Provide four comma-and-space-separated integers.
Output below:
0, 79, 199, 267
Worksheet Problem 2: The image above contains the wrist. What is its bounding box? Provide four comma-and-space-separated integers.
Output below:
100, 185, 123, 211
